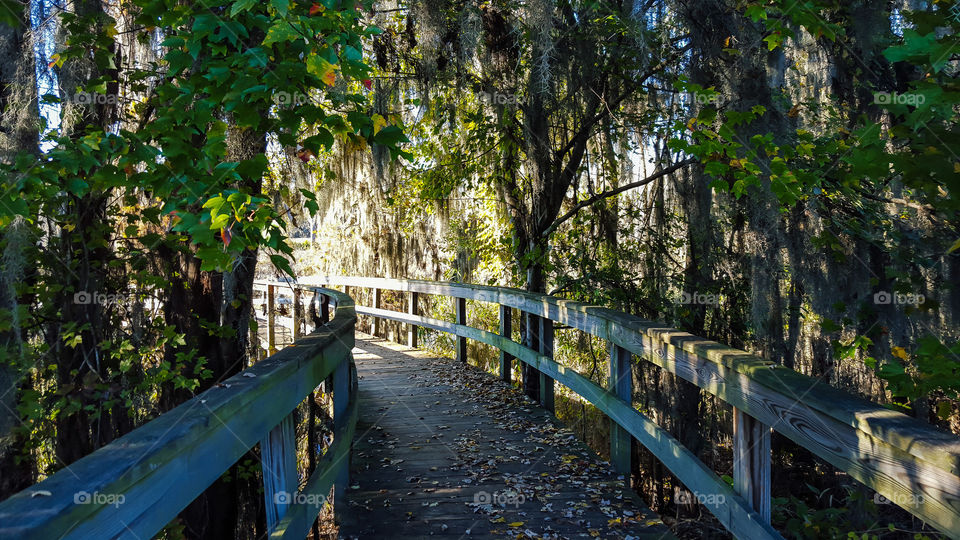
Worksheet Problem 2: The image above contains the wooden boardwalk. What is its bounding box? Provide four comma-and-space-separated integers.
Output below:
339, 334, 672, 539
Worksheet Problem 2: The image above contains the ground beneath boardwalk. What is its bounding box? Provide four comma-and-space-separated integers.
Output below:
338, 333, 672, 539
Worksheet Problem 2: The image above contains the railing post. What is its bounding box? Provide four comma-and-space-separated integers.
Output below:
407, 291, 419, 347
609, 344, 632, 477
372, 288, 382, 337
293, 287, 301, 340
522, 312, 540, 401
539, 316, 554, 413
455, 297, 467, 362
249, 315, 259, 365
267, 284, 277, 355
733, 408, 771, 523
320, 293, 330, 324
261, 414, 297, 531
499, 305, 512, 383
332, 354, 350, 517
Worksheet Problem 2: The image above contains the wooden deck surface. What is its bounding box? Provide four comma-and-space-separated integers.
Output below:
338, 334, 672, 539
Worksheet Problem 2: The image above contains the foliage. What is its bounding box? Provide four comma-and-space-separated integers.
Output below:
669, 2, 960, 410
0, 0, 406, 480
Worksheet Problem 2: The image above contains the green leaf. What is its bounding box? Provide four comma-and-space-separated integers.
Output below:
303, 129, 334, 153
270, 254, 295, 278
343, 45, 363, 62
745, 6, 767, 22
270, 0, 289, 17
373, 125, 409, 147
763, 33, 782, 51
230, 0, 257, 16
948, 238, 960, 254
263, 21, 302, 46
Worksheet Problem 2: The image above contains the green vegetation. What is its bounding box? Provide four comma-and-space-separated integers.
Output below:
0, 0, 957, 538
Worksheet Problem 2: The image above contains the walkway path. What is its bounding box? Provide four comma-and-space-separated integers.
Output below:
338, 334, 672, 539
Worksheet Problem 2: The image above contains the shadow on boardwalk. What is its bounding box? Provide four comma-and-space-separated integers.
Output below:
338, 333, 673, 539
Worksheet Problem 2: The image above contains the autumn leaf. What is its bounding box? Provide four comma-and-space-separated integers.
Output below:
221, 224, 232, 248
309, 2, 323, 15
372, 114, 387, 134
891, 346, 910, 361
306, 56, 337, 87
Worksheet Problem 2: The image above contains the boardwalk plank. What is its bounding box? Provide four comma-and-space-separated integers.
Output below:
339, 334, 673, 539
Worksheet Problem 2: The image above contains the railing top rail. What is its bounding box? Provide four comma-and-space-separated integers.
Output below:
0, 288, 356, 539
300, 276, 960, 466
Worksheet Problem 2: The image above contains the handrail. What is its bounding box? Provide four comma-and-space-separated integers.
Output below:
302, 276, 960, 540
0, 286, 358, 540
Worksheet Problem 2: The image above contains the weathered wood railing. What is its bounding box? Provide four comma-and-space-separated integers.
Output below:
302, 276, 960, 540
0, 286, 357, 540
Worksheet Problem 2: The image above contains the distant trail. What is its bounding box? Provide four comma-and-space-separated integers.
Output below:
339, 333, 672, 539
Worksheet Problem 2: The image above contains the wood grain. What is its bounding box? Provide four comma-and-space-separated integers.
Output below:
733, 408, 771, 523
338, 334, 672, 539
349, 305, 782, 539
609, 344, 632, 477
304, 277, 960, 538
0, 288, 356, 540
262, 414, 298, 529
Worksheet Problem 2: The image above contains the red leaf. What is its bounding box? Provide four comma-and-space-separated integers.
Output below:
363, 79, 372, 90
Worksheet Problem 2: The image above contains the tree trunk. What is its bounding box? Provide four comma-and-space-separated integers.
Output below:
174, 121, 266, 540
0, 0, 38, 501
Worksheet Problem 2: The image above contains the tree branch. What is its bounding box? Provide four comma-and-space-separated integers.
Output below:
541, 157, 697, 239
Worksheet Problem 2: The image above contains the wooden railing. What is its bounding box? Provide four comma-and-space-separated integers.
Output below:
0, 285, 357, 540
302, 276, 960, 540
